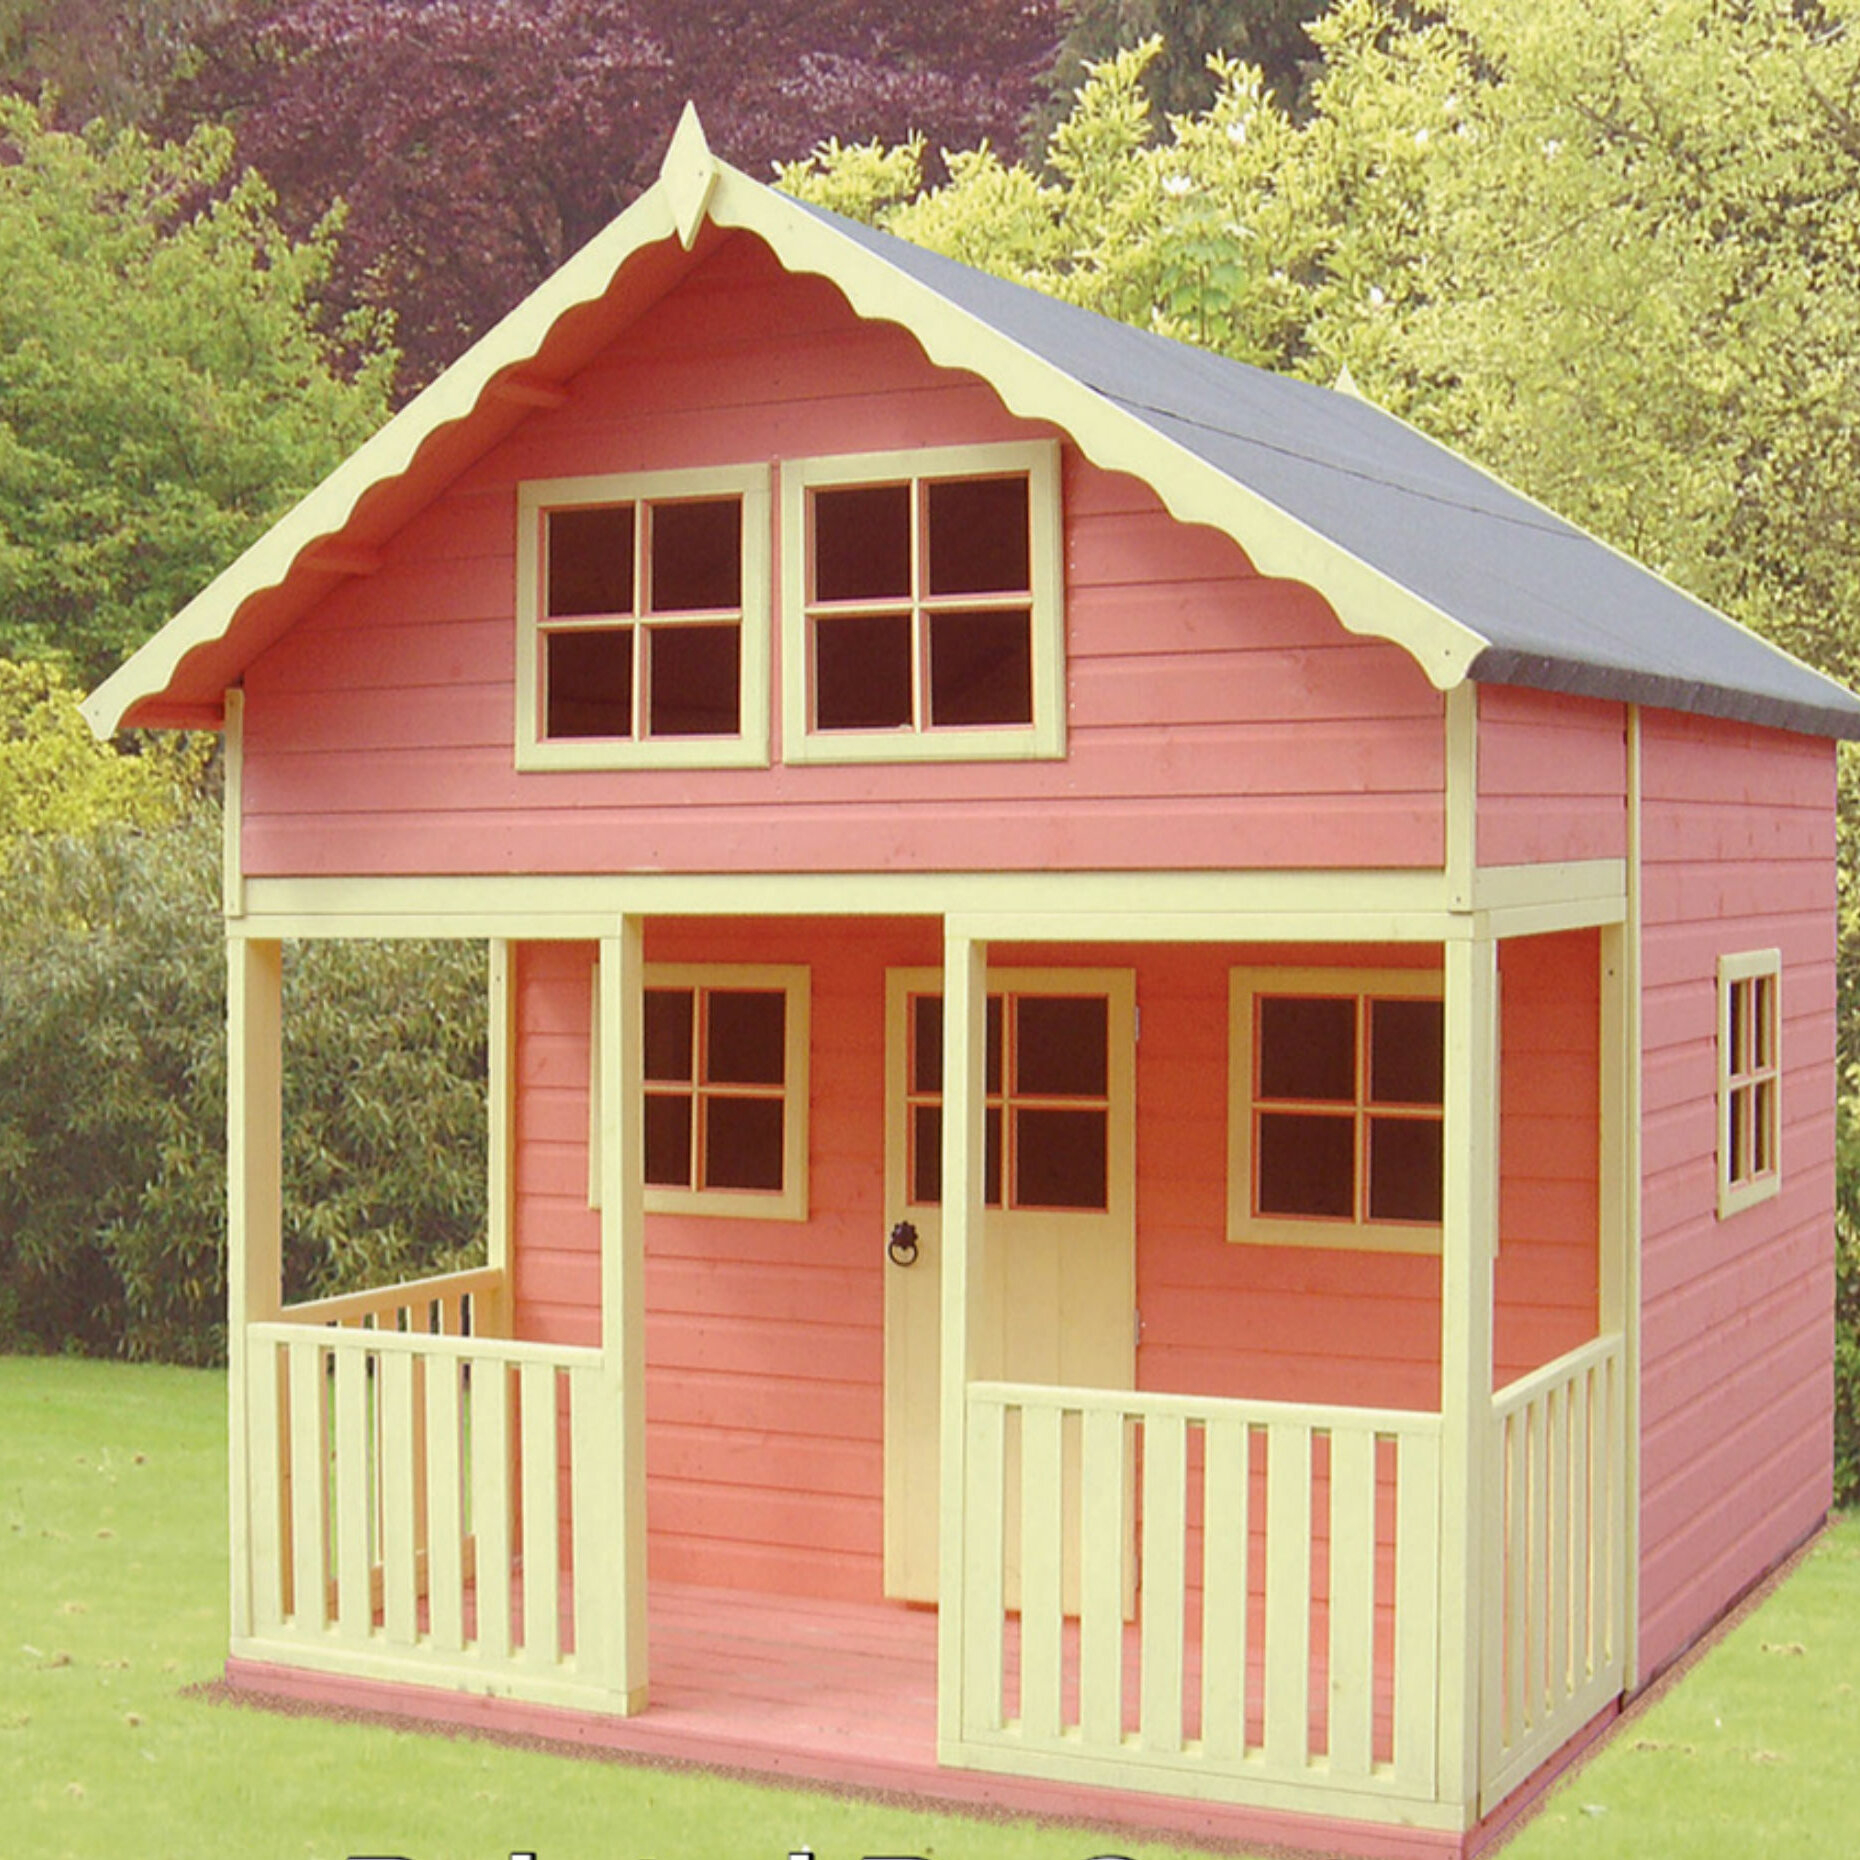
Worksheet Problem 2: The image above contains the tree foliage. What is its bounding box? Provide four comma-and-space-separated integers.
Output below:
0, 94, 393, 683
0, 0, 235, 122
0, 807, 488, 1363
167, 0, 1069, 389
0, 659, 208, 860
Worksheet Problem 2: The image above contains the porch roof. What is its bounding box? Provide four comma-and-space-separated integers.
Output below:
85, 108, 1860, 742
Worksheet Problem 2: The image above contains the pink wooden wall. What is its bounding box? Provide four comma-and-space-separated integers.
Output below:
1477, 686, 1628, 868
238, 232, 1445, 880
510, 924, 1600, 1602
1636, 712, 1837, 1681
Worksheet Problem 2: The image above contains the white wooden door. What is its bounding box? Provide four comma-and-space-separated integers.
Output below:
882, 967, 1136, 1602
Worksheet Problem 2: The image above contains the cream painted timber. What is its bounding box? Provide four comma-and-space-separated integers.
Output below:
779, 439, 1064, 764
1445, 682, 1477, 911
222, 687, 245, 919
598, 925, 651, 1713
937, 932, 989, 1750
486, 940, 515, 1334
515, 463, 772, 771
227, 938, 284, 1642
227, 862, 1625, 945
1621, 709, 1643, 1690
1434, 935, 1499, 1821
952, 1381, 1446, 1814
1481, 1334, 1628, 1809
278, 1264, 503, 1332
87, 105, 1494, 741
884, 965, 1136, 1603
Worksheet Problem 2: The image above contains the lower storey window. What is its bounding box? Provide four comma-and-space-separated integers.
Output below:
1228, 966, 1444, 1251
592, 962, 809, 1220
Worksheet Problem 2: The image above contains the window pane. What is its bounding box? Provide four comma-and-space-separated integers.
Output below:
644, 1090, 693, 1186
1257, 996, 1356, 1102
643, 988, 694, 1083
986, 995, 1004, 1096
814, 612, 913, 730
1014, 1107, 1108, 1210
647, 623, 739, 737
985, 1104, 1002, 1207
1368, 1116, 1443, 1222
926, 476, 1029, 595
1729, 978, 1750, 1075
1256, 1111, 1354, 1217
1753, 975, 1775, 1069
706, 990, 785, 1086
1753, 1080, 1775, 1173
911, 994, 943, 1095
704, 1095, 785, 1191
1369, 998, 1444, 1105
546, 627, 633, 738
1014, 995, 1108, 1097
814, 483, 911, 601
547, 505, 634, 616
911, 1103, 942, 1204
1729, 1085, 1750, 1182
928, 608, 1033, 726
649, 497, 740, 611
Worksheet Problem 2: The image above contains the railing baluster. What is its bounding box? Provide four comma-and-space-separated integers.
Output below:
425, 1354, 466, 1653
520, 1361, 560, 1665
473, 1358, 513, 1660
1139, 1410, 1188, 1754
1262, 1421, 1312, 1773
333, 1345, 372, 1636
380, 1350, 418, 1645
1077, 1404, 1126, 1748
1327, 1426, 1377, 1781
1018, 1399, 1065, 1744
1200, 1412, 1248, 1763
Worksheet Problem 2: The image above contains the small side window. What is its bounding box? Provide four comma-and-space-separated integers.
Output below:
1718, 950, 1781, 1218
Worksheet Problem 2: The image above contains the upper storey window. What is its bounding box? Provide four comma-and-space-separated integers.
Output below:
516, 465, 771, 769
781, 440, 1065, 763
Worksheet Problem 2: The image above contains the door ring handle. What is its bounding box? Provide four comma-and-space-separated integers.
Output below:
888, 1221, 919, 1267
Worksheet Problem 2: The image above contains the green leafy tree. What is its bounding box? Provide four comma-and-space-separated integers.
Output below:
0, 806, 488, 1362
0, 659, 207, 859
0, 95, 392, 684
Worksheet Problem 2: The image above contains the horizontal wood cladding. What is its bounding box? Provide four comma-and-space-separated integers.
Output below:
1477, 685, 1627, 868
1635, 710, 1837, 1682
239, 232, 1445, 880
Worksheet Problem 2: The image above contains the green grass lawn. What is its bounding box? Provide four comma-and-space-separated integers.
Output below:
4, 1354, 1854, 1860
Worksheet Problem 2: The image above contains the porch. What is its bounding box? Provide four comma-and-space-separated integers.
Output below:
223, 878, 1636, 1839
230, 1265, 1626, 1835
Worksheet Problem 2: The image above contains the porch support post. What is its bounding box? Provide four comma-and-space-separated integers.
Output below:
936, 930, 989, 1751
226, 935, 283, 1641
597, 922, 651, 1711
1436, 931, 1498, 1815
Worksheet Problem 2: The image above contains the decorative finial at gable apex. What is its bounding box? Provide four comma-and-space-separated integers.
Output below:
661, 103, 719, 250
1332, 363, 1367, 401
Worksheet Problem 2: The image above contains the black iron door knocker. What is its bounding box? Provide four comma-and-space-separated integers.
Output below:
888, 1220, 919, 1266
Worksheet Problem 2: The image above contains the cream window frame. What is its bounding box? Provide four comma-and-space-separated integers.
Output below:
516, 463, 772, 771
1227, 965, 1446, 1254
1717, 948, 1781, 1219
589, 961, 809, 1221
779, 439, 1065, 765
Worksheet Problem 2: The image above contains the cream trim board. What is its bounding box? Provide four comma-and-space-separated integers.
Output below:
1716, 947, 1781, 1220
1227, 964, 1446, 1254
592, 959, 810, 1221
516, 463, 771, 771
222, 686, 245, 919
780, 439, 1064, 765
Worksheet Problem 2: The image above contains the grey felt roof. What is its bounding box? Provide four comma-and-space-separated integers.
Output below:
807, 204, 1860, 741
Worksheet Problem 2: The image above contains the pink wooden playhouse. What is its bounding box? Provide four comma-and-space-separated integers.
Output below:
89, 111, 1856, 1857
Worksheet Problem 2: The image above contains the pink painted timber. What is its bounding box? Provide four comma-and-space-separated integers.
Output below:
1635, 710, 1837, 1681
237, 233, 1445, 880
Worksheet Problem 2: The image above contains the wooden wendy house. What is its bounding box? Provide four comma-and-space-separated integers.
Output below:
87, 110, 1858, 1858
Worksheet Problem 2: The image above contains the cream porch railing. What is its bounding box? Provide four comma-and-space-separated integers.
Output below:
1480, 1332, 1627, 1808
948, 1382, 1446, 1818
277, 1263, 508, 1338
235, 1289, 629, 1712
